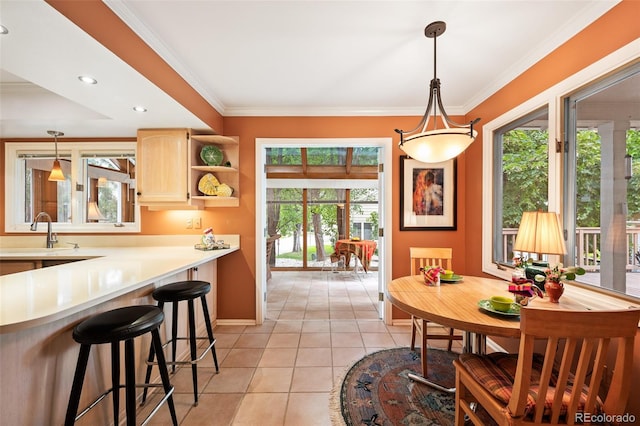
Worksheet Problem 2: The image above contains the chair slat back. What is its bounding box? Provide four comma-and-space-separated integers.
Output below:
508, 307, 640, 423
409, 247, 452, 275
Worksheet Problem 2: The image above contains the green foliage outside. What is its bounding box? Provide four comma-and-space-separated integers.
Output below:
266, 147, 380, 261
502, 129, 640, 229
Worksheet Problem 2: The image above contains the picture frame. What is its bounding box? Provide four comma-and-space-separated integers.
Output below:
400, 156, 457, 230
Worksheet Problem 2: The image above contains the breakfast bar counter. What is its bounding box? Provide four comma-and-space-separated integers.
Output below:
0, 245, 238, 333
0, 239, 239, 425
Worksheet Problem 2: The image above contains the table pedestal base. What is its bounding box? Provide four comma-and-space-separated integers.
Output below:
407, 372, 456, 393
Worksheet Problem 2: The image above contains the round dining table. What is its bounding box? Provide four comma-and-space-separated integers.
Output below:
386, 274, 584, 391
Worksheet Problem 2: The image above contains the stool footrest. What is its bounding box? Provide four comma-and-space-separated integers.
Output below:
148, 337, 217, 366
74, 384, 174, 423
140, 386, 175, 426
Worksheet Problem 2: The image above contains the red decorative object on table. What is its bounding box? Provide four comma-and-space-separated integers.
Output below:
420, 266, 444, 286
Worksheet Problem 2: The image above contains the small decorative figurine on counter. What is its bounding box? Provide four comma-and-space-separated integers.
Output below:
202, 227, 216, 249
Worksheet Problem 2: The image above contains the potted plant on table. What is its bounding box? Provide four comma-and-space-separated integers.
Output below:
533, 263, 585, 303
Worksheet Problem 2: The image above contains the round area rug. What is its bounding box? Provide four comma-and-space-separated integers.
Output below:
331, 347, 458, 426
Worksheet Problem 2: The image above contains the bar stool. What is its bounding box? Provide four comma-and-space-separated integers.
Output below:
64, 305, 178, 426
142, 280, 219, 406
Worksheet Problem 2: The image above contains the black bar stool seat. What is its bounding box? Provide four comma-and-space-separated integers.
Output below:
65, 305, 178, 426
153, 280, 211, 302
142, 280, 219, 407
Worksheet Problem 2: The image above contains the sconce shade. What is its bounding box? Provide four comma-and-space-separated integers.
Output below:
514, 211, 566, 255
87, 202, 105, 221
48, 160, 65, 181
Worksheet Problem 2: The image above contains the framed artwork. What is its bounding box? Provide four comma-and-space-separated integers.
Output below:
400, 156, 457, 230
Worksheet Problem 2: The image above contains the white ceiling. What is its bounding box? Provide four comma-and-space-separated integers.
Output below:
0, 0, 621, 138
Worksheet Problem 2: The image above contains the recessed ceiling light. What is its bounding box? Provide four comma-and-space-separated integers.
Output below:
0, 25, 8, 35
133, 106, 147, 112
78, 75, 97, 85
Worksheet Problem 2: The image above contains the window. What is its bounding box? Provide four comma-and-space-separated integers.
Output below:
483, 45, 639, 299
5, 142, 140, 233
564, 64, 640, 297
492, 108, 549, 267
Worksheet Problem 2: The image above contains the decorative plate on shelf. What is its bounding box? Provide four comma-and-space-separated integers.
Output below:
198, 173, 220, 195
200, 145, 223, 166
477, 299, 521, 317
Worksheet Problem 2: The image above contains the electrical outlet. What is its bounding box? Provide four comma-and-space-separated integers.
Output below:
186, 218, 193, 229
194, 217, 202, 229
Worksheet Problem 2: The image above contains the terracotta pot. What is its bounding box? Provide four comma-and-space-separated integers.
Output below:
544, 281, 564, 303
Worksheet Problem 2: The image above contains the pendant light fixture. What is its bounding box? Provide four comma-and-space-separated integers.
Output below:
47, 130, 65, 181
396, 21, 480, 163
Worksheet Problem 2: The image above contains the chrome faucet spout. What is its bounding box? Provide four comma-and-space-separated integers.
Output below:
30, 212, 57, 248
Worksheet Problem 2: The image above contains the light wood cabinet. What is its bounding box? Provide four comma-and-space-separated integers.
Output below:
137, 129, 190, 205
136, 129, 239, 209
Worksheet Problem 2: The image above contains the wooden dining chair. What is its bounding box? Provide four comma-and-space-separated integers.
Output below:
454, 307, 640, 425
409, 247, 462, 372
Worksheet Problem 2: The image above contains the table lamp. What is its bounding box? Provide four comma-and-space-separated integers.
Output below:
87, 201, 105, 222
513, 211, 566, 263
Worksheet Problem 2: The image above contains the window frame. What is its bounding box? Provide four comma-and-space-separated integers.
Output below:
5, 141, 140, 233
482, 40, 639, 282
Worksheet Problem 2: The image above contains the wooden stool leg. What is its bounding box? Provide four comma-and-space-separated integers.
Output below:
64, 344, 91, 426
171, 303, 178, 374
124, 339, 136, 426
141, 301, 163, 404
152, 329, 178, 426
200, 295, 219, 371
187, 299, 199, 405
111, 342, 121, 426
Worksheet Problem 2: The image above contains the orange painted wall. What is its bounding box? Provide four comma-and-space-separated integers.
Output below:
140, 115, 470, 320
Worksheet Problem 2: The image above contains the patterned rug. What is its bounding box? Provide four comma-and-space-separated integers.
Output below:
331, 347, 489, 426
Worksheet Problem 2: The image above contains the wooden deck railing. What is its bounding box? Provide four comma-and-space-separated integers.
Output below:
502, 227, 640, 271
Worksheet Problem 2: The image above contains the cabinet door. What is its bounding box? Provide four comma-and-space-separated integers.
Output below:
137, 129, 189, 203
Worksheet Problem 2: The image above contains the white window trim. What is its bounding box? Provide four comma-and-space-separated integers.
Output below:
482, 39, 640, 280
5, 141, 140, 233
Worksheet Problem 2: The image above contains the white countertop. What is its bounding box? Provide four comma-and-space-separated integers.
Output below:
0, 244, 238, 333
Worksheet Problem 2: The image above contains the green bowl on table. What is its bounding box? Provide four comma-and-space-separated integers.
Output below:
489, 296, 514, 313
441, 269, 455, 280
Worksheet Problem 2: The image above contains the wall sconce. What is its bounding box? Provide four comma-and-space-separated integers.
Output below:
98, 177, 108, 187
47, 130, 65, 181
625, 153, 633, 180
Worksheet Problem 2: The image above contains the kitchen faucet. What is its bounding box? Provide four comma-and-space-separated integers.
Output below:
30, 212, 58, 248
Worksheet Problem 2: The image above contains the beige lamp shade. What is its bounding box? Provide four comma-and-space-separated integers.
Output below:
513, 211, 567, 255
48, 160, 65, 181
87, 202, 105, 221
399, 128, 477, 163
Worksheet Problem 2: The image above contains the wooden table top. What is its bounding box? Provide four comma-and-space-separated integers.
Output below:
386, 274, 637, 339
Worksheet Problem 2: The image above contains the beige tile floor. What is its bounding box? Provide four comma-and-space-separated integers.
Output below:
141, 270, 461, 425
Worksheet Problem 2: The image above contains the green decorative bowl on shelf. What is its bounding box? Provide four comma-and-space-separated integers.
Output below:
200, 145, 223, 166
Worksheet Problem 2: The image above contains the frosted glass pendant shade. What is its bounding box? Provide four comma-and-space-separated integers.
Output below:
399, 128, 477, 163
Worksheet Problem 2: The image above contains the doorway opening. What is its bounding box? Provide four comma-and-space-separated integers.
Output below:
255, 138, 393, 325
